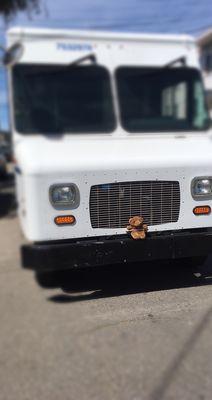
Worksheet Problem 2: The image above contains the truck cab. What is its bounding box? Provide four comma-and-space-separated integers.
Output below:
5, 27, 212, 276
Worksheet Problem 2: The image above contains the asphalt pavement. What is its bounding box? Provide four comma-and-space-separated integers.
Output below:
0, 176, 212, 400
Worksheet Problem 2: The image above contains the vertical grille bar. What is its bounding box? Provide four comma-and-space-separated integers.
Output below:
90, 181, 180, 229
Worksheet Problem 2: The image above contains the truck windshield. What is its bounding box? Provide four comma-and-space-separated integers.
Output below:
116, 67, 209, 132
12, 64, 116, 134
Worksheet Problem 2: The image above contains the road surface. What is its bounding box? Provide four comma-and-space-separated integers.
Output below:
0, 178, 212, 400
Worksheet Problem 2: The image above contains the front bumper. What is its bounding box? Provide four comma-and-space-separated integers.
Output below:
22, 229, 212, 272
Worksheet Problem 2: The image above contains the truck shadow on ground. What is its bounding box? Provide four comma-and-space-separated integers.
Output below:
47, 257, 212, 303
0, 174, 16, 218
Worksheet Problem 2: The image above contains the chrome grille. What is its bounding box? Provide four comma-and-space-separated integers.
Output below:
90, 181, 180, 229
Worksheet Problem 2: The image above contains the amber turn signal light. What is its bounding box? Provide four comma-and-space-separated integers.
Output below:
193, 206, 211, 216
54, 215, 76, 226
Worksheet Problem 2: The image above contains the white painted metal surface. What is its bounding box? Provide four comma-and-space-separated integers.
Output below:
7, 27, 212, 242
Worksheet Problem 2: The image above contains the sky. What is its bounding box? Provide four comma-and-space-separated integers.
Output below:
0, 0, 211, 130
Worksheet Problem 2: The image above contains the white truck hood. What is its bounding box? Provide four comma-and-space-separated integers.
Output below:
15, 133, 212, 175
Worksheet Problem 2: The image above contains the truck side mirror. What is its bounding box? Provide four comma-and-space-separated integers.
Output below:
0, 42, 24, 67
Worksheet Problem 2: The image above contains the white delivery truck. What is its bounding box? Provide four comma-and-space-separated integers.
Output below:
3, 27, 212, 283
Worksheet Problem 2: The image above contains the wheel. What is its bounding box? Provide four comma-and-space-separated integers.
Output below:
173, 256, 208, 269
35, 271, 67, 288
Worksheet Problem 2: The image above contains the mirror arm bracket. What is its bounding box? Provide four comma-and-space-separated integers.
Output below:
164, 56, 187, 68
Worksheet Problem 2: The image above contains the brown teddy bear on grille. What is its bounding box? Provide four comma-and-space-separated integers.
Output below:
127, 216, 148, 240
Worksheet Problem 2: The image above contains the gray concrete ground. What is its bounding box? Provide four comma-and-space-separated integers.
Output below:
0, 177, 212, 400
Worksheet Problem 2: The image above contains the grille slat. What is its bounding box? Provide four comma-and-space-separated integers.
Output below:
90, 180, 180, 229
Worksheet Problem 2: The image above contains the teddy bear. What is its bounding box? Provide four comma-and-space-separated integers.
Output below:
127, 216, 148, 240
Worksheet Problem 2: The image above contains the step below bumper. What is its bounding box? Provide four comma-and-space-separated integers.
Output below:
21, 229, 212, 272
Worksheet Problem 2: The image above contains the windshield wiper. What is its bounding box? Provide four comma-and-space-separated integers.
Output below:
70, 53, 97, 66
132, 56, 187, 80
46, 53, 97, 73
22, 53, 98, 76
164, 56, 187, 68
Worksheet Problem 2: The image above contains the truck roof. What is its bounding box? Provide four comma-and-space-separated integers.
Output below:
7, 27, 198, 68
7, 26, 194, 45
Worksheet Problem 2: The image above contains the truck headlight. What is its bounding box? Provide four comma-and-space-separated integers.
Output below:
50, 184, 80, 209
192, 177, 212, 199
